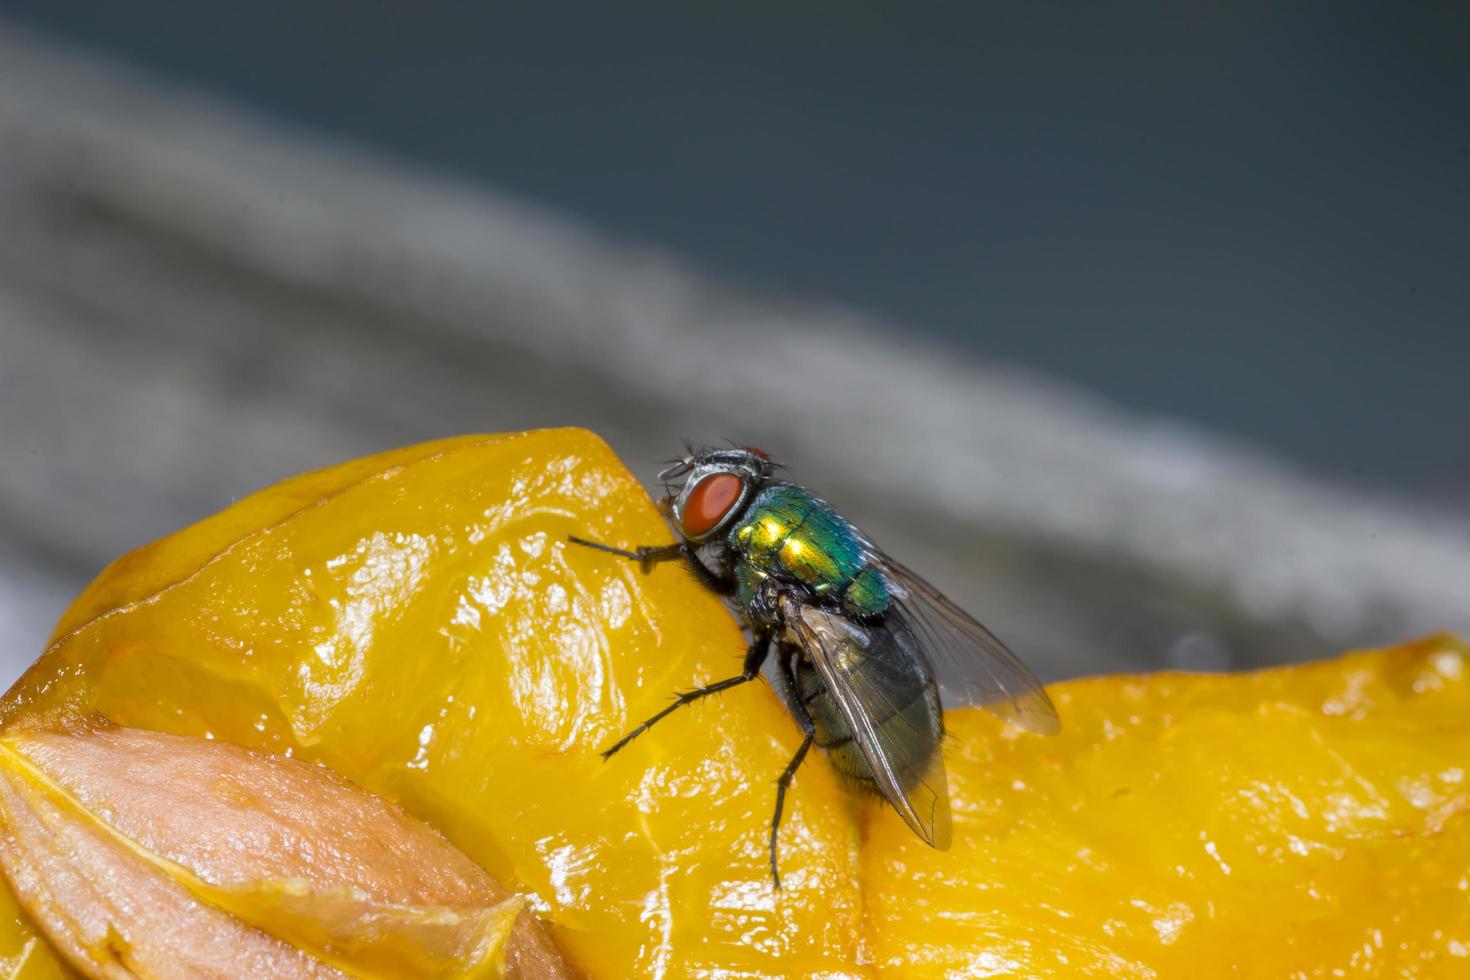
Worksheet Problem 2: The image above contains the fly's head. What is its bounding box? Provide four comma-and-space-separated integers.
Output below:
657, 445, 773, 545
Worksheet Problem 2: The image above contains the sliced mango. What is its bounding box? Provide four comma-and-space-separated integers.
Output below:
2, 429, 865, 978
865, 635, 1470, 977
1, 427, 1465, 977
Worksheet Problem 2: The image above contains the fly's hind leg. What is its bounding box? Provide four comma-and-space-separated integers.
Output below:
600, 629, 771, 760
769, 643, 817, 890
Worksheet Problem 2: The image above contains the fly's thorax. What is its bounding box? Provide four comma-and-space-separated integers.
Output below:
728, 484, 892, 619
842, 566, 891, 619
733, 561, 770, 624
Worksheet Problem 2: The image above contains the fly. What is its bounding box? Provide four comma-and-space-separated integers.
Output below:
569, 444, 1059, 888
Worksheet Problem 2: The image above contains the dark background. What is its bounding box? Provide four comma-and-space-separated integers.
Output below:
2, 3, 1467, 687
6, 0, 1468, 501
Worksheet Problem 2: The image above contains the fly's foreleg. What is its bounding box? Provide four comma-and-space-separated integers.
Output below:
567, 535, 735, 594
600, 630, 771, 760
566, 536, 681, 572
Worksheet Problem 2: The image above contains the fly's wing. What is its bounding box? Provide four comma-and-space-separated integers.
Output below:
870, 553, 1060, 735
790, 604, 953, 849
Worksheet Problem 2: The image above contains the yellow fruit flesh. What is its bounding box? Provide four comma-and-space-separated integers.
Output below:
863, 636, 1470, 977
1, 427, 1466, 977
3, 429, 865, 978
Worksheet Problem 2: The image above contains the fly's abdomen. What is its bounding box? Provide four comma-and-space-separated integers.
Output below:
792, 618, 943, 791
795, 660, 872, 783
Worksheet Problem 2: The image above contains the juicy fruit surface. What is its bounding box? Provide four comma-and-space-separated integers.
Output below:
866, 635, 1470, 978
2, 430, 865, 977
0, 427, 1466, 977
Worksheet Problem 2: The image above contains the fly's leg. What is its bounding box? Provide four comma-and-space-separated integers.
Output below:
600, 630, 771, 760
566, 536, 681, 573
770, 643, 816, 890
567, 536, 735, 595
769, 729, 814, 890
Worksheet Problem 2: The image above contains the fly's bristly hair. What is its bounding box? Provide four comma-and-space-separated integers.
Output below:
657, 443, 695, 500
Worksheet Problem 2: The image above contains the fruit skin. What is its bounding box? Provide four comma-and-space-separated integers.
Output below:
0, 723, 530, 979
2, 429, 867, 978
3, 427, 1468, 978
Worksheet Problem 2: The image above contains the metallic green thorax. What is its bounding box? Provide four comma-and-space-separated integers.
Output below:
728, 484, 891, 618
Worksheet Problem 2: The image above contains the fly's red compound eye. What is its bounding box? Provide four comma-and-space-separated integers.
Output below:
745, 447, 769, 460
680, 473, 744, 538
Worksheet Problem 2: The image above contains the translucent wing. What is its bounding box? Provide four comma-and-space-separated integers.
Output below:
789, 602, 953, 849
871, 553, 1060, 735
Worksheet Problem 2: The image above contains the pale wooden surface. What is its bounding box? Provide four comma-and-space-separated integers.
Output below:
3, 23, 1469, 688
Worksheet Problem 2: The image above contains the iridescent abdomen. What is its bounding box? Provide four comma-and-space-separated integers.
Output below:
729, 484, 890, 618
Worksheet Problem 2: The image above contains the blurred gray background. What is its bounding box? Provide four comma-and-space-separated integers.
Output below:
1, 3, 1467, 687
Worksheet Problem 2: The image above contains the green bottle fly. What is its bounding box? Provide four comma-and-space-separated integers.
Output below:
569, 445, 1058, 888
